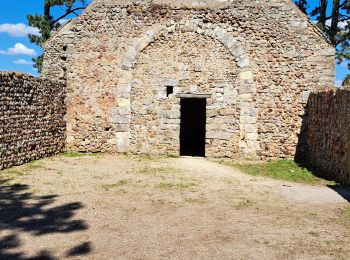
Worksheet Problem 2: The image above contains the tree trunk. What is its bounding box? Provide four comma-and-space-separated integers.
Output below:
318, 0, 328, 31
44, 1, 51, 20
330, 0, 340, 45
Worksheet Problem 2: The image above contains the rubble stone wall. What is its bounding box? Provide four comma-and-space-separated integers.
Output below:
42, 0, 335, 158
300, 89, 350, 184
0, 72, 66, 169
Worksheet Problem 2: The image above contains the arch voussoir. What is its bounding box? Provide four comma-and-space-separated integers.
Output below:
117, 19, 259, 156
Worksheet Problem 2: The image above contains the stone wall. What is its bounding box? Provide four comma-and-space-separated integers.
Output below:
0, 72, 66, 169
299, 88, 350, 184
42, 0, 335, 159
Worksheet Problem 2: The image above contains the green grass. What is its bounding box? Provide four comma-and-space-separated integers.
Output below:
343, 207, 350, 220
234, 199, 254, 210
25, 160, 43, 170
156, 181, 198, 189
101, 179, 130, 190
185, 198, 207, 204
224, 160, 335, 185
135, 154, 179, 162
0, 168, 26, 179
61, 151, 100, 158
138, 166, 178, 176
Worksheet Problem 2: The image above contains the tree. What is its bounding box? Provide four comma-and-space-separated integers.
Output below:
343, 74, 350, 85
27, 0, 88, 72
294, 0, 350, 85
295, 0, 308, 13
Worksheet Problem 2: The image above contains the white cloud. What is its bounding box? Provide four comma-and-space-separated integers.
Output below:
336, 80, 343, 87
0, 23, 40, 37
326, 19, 348, 29
59, 19, 69, 25
339, 61, 349, 68
0, 43, 37, 56
13, 59, 34, 65
312, 19, 348, 30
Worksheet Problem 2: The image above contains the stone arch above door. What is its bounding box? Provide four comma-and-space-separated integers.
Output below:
116, 19, 260, 157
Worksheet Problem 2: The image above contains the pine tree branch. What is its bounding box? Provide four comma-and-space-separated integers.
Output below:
51, 7, 85, 25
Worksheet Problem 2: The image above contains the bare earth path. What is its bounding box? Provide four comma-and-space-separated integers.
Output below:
1, 155, 349, 259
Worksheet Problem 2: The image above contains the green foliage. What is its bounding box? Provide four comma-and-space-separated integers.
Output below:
294, 0, 350, 80
27, 0, 88, 72
343, 74, 350, 85
294, 0, 308, 13
226, 160, 335, 184
61, 151, 99, 158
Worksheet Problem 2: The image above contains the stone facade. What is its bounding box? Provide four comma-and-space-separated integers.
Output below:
298, 89, 350, 184
42, 0, 335, 158
0, 72, 66, 169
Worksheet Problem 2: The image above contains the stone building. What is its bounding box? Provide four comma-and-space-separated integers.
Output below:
42, 0, 335, 159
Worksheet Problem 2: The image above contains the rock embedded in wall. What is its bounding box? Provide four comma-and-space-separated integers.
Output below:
0, 71, 66, 170
41, 0, 335, 159
299, 88, 350, 184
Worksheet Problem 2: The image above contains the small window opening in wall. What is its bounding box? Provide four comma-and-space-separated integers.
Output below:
105, 127, 112, 131
166, 86, 173, 97
63, 45, 67, 51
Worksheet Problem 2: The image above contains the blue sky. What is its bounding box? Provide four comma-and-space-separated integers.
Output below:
0, 0, 348, 84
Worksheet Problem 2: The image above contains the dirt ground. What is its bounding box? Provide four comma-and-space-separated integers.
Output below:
1, 154, 349, 259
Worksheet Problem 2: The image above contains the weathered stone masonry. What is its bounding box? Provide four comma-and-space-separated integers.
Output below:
0, 72, 66, 169
42, 0, 335, 159
299, 89, 350, 184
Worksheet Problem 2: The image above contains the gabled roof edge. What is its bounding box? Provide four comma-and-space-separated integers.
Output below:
43, 0, 101, 48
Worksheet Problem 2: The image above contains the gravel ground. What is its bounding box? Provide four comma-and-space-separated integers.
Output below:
0, 154, 349, 259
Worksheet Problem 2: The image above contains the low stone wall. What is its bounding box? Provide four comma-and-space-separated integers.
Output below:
299, 88, 350, 184
0, 71, 66, 169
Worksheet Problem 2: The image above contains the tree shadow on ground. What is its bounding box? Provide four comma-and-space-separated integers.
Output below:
327, 184, 350, 203
0, 179, 91, 259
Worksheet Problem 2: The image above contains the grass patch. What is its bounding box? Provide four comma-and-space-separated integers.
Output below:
135, 154, 179, 162
185, 198, 207, 204
0, 169, 26, 179
308, 231, 319, 237
343, 207, 350, 221
102, 179, 130, 190
25, 160, 43, 170
234, 199, 254, 210
136, 154, 155, 161
61, 151, 100, 158
138, 166, 178, 175
156, 181, 198, 189
224, 160, 334, 185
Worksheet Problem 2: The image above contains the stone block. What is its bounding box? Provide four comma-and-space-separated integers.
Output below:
117, 84, 131, 94
115, 123, 130, 132
206, 131, 232, 140
117, 98, 131, 108
162, 110, 180, 119
230, 47, 245, 58
162, 79, 180, 87
240, 83, 256, 93
302, 90, 310, 102
239, 71, 253, 81
241, 103, 257, 117
114, 107, 131, 116
245, 124, 257, 134
237, 57, 250, 68
114, 114, 131, 124
116, 137, 130, 153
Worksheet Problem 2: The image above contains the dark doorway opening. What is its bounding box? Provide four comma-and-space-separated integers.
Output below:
180, 98, 206, 157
